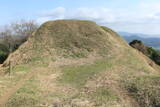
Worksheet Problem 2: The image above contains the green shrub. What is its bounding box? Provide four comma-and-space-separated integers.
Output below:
129, 40, 160, 65
129, 40, 142, 45
0, 50, 8, 64
147, 47, 160, 65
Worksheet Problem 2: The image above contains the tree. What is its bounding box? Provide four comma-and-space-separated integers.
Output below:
0, 20, 39, 64
10, 20, 38, 38
0, 20, 39, 52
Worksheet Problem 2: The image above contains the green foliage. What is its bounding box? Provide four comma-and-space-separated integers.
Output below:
147, 47, 160, 65
0, 44, 9, 52
0, 44, 9, 63
0, 50, 8, 64
147, 48, 160, 65
130, 40, 160, 65
129, 40, 142, 45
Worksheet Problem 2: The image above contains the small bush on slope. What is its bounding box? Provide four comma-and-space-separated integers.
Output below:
0, 50, 8, 64
148, 48, 160, 65
0, 44, 9, 63
130, 40, 160, 65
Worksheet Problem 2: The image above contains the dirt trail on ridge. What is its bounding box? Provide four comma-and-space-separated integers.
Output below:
0, 70, 35, 107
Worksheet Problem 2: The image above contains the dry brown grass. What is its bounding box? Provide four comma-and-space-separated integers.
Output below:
0, 20, 160, 107
3, 20, 128, 67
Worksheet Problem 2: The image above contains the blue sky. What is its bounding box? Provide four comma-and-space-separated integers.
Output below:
0, 0, 160, 36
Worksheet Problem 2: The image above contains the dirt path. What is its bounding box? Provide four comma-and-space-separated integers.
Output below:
0, 71, 35, 107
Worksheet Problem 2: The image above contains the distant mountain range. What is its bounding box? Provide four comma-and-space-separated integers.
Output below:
118, 32, 160, 50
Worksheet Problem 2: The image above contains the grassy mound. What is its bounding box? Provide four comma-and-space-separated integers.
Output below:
0, 20, 160, 107
3, 20, 127, 66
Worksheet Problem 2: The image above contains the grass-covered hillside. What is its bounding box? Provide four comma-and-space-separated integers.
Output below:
0, 20, 160, 107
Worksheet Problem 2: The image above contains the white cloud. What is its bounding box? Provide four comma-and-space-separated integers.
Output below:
37, 7, 66, 23
37, 7, 123, 24
140, 2, 160, 12
37, 17, 52, 24
138, 2, 160, 21
36, 6, 160, 35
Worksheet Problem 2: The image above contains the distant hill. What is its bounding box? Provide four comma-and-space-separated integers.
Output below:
119, 32, 160, 50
